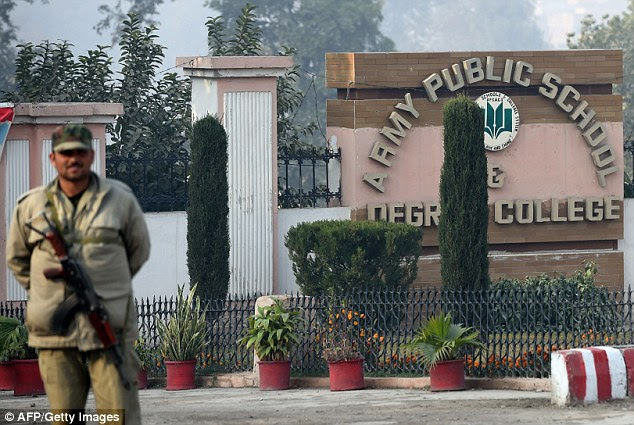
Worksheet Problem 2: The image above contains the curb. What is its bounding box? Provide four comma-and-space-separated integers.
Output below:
551, 346, 634, 406
146, 374, 550, 392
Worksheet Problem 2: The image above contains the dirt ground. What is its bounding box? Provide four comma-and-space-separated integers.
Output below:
1, 388, 634, 424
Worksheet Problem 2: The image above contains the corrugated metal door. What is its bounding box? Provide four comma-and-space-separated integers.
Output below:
5, 140, 29, 300
225, 92, 273, 295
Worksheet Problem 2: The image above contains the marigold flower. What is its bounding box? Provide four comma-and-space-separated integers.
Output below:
360, 330, 365, 337
360, 314, 365, 319
373, 332, 379, 339
353, 321, 358, 326
379, 336, 385, 342
347, 312, 353, 320
354, 311, 359, 316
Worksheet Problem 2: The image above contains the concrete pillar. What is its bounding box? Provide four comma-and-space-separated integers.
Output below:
178, 56, 293, 295
0, 102, 122, 301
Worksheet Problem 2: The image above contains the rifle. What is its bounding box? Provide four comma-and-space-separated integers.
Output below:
26, 212, 130, 390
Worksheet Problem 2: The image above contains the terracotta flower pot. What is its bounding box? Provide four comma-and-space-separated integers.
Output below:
137, 369, 148, 389
258, 360, 291, 391
0, 362, 15, 391
13, 359, 45, 396
429, 358, 466, 391
165, 360, 196, 391
328, 358, 364, 391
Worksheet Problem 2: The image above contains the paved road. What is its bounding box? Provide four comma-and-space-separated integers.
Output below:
1, 388, 633, 424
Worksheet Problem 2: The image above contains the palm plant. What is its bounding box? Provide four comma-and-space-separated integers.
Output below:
401, 312, 484, 369
0, 316, 36, 360
156, 284, 208, 361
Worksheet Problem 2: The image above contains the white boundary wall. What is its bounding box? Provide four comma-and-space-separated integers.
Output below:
132, 211, 189, 300
618, 198, 634, 291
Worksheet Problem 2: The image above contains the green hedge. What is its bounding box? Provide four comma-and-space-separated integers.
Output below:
487, 262, 619, 331
285, 220, 423, 296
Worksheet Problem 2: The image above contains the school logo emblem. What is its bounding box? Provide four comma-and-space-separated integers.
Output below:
476, 92, 520, 151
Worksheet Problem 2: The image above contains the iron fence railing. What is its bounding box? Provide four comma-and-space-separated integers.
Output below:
105, 146, 343, 211
106, 153, 189, 213
2, 288, 632, 378
278, 146, 341, 208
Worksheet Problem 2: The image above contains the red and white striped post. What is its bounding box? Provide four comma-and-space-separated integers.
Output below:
551, 346, 634, 406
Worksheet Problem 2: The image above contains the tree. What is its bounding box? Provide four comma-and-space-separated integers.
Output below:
438, 95, 489, 290
382, 0, 547, 52
567, 1, 634, 181
187, 115, 229, 300
2, 14, 191, 158
205, 0, 395, 145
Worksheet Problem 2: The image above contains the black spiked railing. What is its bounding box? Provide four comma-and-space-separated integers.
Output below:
106, 153, 190, 213
2, 287, 632, 378
277, 146, 342, 208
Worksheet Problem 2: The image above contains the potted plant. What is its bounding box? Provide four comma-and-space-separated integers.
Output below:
238, 298, 304, 390
156, 284, 208, 391
322, 315, 365, 391
0, 316, 44, 396
134, 338, 153, 389
321, 307, 364, 391
401, 312, 485, 391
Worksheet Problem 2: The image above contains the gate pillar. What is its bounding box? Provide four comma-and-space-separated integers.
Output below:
179, 56, 292, 295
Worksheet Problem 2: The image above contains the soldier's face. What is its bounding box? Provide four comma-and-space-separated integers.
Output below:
49, 149, 94, 182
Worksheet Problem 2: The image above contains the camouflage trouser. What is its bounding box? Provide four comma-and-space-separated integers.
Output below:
38, 347, 141, 425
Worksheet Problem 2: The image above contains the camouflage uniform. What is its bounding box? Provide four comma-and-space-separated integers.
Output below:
6, 125, 150, 425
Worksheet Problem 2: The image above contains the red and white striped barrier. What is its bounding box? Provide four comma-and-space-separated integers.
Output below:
551, 346, 634, 406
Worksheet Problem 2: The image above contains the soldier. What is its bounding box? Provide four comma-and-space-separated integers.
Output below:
6, 124, 150, 424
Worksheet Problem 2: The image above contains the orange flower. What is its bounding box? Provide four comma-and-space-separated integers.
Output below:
360, 314, 365, 319
348, 312, 353, 320
353, 321, 358, 326
359, 330, 365, 337
373, 332, 379, 339
379, 336, 385, 342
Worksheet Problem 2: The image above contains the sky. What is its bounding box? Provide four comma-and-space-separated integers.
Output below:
11, 0, 631, 75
